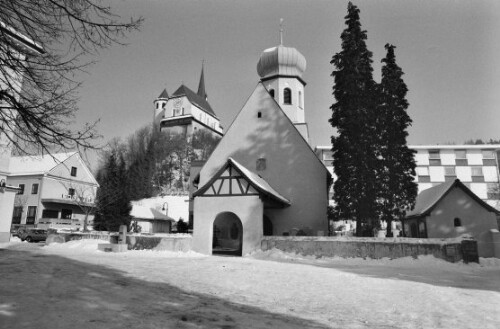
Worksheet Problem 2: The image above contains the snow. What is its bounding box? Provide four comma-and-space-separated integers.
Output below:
1, 239, 499, 329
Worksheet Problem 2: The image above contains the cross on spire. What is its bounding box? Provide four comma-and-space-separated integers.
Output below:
279, 18, 284, 45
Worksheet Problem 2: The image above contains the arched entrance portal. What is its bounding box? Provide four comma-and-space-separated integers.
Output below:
213, 212, 243, 256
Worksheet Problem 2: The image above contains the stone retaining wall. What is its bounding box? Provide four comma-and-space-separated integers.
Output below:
47, 232, 192, 252
261, 236, 470, 263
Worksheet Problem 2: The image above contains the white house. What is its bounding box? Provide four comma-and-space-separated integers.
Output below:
7, 152, 98, 230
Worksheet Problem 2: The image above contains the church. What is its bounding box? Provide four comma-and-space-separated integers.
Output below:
153, 66, 223, 138
191, 41, 331, 256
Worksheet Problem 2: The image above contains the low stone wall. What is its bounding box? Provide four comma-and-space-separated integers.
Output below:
261, 236, 469, 262
47, 232, 192, 252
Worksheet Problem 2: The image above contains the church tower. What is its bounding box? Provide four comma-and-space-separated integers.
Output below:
153, 89, 169, 123
256, 28, 309, 141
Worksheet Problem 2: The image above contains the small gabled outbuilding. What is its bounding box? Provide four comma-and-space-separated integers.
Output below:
402, 179, 500, 257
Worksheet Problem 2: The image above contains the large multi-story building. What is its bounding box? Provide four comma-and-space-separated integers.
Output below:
7, 152, 99, 230
153, 66, 223, 137
315, 144, 500, 209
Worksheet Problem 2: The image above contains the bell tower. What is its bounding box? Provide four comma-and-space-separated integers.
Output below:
153, 88, 169, 126
256, 23, 309, 141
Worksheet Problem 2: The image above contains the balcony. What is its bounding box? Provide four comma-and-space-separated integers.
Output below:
41, 194, 94, 206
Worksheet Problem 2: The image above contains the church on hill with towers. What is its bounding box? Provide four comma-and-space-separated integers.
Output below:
153, 65, 224, 138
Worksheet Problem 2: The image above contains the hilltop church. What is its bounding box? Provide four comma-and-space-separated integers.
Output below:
191, 41, 331, 255
153, 66, 223, 138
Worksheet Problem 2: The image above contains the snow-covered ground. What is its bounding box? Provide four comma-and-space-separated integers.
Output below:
1, 238, 499, 329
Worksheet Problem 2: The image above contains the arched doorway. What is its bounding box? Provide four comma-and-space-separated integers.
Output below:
263, 215, 273, 236
213, 212, 243, 256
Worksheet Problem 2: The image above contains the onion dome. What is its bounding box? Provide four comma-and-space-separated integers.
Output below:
257, 45, 306, 79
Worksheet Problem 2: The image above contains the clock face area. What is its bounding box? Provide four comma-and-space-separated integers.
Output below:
174, 98, 183, 108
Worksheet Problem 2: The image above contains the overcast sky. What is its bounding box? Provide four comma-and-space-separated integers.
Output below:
74, 0, 500, 165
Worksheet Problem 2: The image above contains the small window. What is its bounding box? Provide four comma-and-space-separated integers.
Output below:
444, 166, 456, 176
61, 209, 72, 219
471, 167, 483, 176
455, 150, 468, 166
482, 150, 495, 159
71, 167, 77, 177
12, 206, 23, 224
68, 188, 75, 196
471, 167, 483, 183
269, 89, 275, 98
455, 150, 467, 159
17, 184, 25, 195
454, 217, 462, 227
429, 150, 440, 159
26, 206, 37, 225
257, 112, 262, 118
419, 176, 431, 183
429, 159, 441, 166
31, 183, 39, 195
283, 88, 292, 104
298, 91, 303, 109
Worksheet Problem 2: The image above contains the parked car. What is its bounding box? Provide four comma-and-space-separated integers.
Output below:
18, 229, 48, 243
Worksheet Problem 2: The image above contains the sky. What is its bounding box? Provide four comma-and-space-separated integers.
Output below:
73, 0, 500, 167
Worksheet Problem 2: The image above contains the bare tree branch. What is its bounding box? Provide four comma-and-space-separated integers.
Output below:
0, 0, 142, 155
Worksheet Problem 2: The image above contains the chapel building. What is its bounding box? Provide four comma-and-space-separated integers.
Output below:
192, 41, 330, 256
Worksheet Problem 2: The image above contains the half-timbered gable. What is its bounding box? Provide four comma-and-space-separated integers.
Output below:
194, 157, 290, 208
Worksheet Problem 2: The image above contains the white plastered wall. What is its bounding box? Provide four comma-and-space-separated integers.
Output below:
193, 195, 263, 256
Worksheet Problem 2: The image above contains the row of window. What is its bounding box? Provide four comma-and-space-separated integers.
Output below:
416, 181, 499, 198
12, 206, 37, 225
17, 183, 38, 195
428, 149, 496, 159
417, 175, 486, 183
17, 184, 76, 197
426, 158, 496, 166
427, 150, 496, 166
11, 206, 73, 225
417, 166, 486, 177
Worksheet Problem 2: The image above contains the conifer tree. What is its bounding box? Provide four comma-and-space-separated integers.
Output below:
377, 44, 418, 236
93, 150, 132, 231
330, 2, 379, 236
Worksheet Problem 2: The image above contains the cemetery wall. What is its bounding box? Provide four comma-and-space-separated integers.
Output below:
261, 236, 474, 263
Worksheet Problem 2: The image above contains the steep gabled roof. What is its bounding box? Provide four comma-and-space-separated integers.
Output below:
8, 152, 77, 175
406, 179, 500, 219
171, 84, 217, 118
194, 157, 290, 207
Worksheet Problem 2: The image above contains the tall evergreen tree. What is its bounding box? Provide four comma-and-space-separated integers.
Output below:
377, 44, 418, 236
93, 150, 132, 231
330, 2, 379, 236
